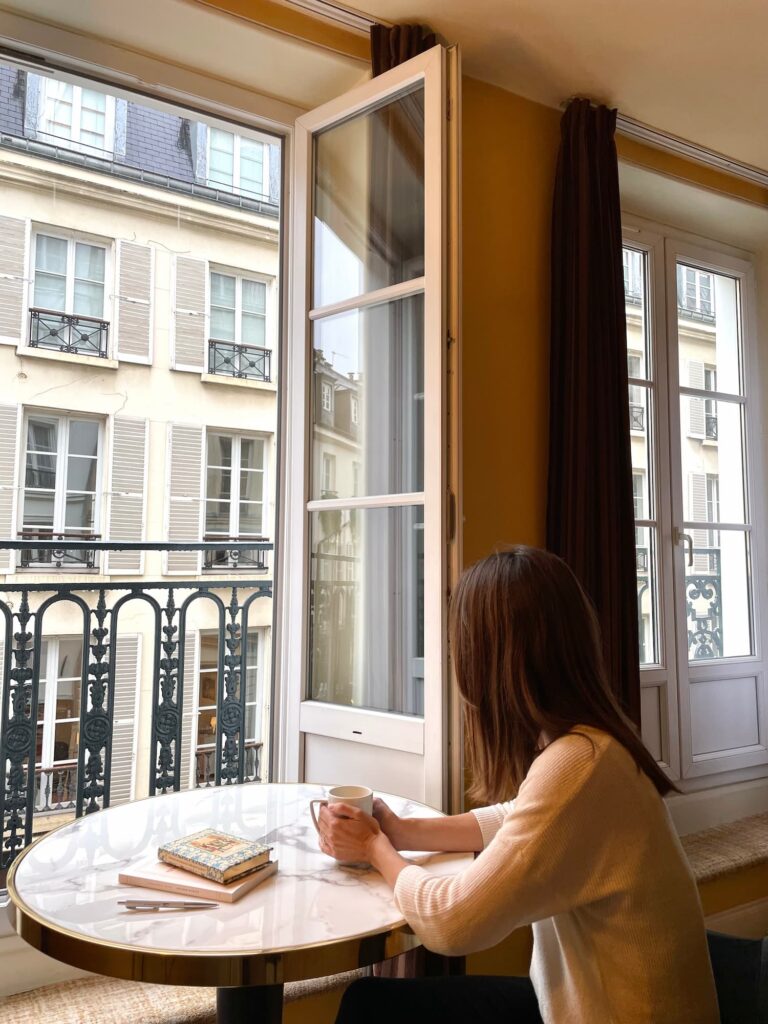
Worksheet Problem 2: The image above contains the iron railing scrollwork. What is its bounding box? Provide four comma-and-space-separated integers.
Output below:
18, 531, 100, 570
208, 339, 271, 382
29, 308, 110, 358
0, 539, 272, 874
202, 536, 269, 572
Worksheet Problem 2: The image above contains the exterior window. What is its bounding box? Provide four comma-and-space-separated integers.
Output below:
20, 414, 101, 569
351, 396, 360, 425
35, 637, 82, 812
676, 265, 715, 320
196, 630, 262, 784
623, 248, 644, 304
204, 433, 266, 570
321, 382, 333, 412
322, 453, 336, 496
207, 129, 268, 200
31, 233, 109, 357
624, 233, 764, 783
628, 352, 645, 431
208, 271, 270, 382
37, 77, 115, 156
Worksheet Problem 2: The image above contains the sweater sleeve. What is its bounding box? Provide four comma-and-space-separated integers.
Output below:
470, 801, 515, 848
394, 733, 617, 957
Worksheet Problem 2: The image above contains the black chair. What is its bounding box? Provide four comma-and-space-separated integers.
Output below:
707, 930, 768, 1024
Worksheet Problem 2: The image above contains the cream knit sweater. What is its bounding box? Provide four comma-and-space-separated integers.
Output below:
394, 727, 719, 1023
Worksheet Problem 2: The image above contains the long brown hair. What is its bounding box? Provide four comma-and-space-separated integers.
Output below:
450, 546, 675, 802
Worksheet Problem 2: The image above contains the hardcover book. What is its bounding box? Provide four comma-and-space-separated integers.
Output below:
119, 857, 278, 903
158, 829, 272, 883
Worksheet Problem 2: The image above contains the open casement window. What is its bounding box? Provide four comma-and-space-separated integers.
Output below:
284, 46, 458, 808
624, 224, 768, 784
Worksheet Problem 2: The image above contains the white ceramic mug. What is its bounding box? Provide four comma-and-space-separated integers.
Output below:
310, 785, 374, 866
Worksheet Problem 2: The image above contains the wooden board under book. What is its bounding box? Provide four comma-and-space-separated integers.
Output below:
118, 857, 278, 903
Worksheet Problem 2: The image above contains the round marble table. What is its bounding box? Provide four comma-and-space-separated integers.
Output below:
7, 783, 472, 1023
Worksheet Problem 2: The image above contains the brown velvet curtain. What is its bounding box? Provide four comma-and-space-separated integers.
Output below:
367, 19, 453, 982
546, 98, 641, 726
370, 23, 437, 77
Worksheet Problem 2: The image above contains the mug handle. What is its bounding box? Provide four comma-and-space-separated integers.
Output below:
309, 799, 327, 833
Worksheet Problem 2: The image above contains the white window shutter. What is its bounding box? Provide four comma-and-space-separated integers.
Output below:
689, 472, 709, 570
165, 424, 203, 574
687, 359, 705, 436
106, 417, 148, 574
179, 631, 198, 790
109, 633, 140, 806
0, 405, 21, 573
0, 216, 27, 344
172, 256, 207, 370
116, 241, 153, 362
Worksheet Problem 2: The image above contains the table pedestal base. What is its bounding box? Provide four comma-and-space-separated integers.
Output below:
216, 983, 284, 1024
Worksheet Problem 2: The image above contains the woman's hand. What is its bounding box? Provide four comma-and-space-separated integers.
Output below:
317, 802, 382, 863
372, 798, 407, 850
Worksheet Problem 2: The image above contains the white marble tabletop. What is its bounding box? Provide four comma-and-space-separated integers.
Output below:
8, 783, 472, 983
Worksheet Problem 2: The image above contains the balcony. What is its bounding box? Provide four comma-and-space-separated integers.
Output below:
29, 308, 110, 358
202, 535, 270, 571
706, 414, 718, 440
0, 538, 273, 878
630, 403, 645, 431
18, 530, 100, 570
208, 338, 271, 382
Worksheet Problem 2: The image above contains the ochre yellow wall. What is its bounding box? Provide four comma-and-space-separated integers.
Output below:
460, 78, 561, 565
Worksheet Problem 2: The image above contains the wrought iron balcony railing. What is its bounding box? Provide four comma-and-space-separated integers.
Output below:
202, 536, 269, 572
705, 414, 718, 440
630, 403, 645, 431
0, 539, 272, 877
208, 339, 272, 382
29, 308, 110, 358
18, 530, 100, 570
196, 740, 262, 788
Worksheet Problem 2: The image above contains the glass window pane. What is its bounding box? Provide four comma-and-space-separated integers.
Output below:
206, 467, 231, 501
73, 280, 104, 318
205, 502, 230, 533
624, 247, 650, 380
57, 638, 83, 679
240, 438, 263, 470
311, 294, 423, 500
200, 634, 218, 671
309, 504, 424, 715
239, 502, 263, 534
630, 385, 653, 518
64, 494, 94, 529
313, 85, 425, 307
28, 419, 57, 453
678, 263, 741, 395
207, 434, 232, 468
53, 721, 79, 761
210, 307, 235, 342
55, 680, 81, 720
686, 531, 752, 660
197, 709, 217, 748
241, 312, 265, 346
35, 235, 68, 275
23, 491, 54, 528
68, 420, 99, 458
74, 244, 105, 283
67, 455, 97, 492
210, 273, 236, 309
635, 526, 659, 665
680, 398, 745, 525
240, 470, 263, 503
34, 272, 66, 312
25, 454, 55, 489
242, 279, 266, 314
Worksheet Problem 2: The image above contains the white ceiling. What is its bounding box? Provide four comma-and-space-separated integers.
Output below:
2, 0, 768, 172
360, 0, 768, 173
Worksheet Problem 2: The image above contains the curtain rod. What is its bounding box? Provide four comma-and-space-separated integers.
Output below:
616, 113, 768, 190
275, 0, 380, 34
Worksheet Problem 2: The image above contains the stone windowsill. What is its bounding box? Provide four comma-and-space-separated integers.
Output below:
200, 372, 277, 392
17, 346, 119, 371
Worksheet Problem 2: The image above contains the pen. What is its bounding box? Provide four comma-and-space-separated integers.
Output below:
118, 899, 219, 911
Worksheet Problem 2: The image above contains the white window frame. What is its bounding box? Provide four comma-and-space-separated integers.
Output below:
37, 76, 116, 156
19, 410, 104, 565
320, 380, 333, 412
204, 431, 268, 541
35, 636, 82, 770
624, 218, 768, 786
208, 268, 271, 349
30, 229, 111, 324
206, 128, 269, 199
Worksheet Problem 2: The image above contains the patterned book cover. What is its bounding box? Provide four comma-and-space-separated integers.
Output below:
158, 829, 272, 883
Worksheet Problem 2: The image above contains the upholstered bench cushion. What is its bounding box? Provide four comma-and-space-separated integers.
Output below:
681, 812, 768, 883
1, 969, 368, 1024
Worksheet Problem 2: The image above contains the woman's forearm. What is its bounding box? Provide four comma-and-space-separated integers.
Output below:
392, 811, 484, 853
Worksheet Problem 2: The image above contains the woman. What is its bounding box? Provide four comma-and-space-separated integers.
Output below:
316, 547, 719, 1024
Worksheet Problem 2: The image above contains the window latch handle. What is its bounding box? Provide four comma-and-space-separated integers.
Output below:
674, 528, 694, 567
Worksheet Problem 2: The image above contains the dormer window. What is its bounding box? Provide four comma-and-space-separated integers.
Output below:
207, 128, 269, 200
37, 77, 115, 157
